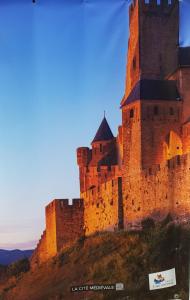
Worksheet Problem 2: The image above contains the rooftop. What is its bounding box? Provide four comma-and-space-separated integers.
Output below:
92, 117, 114, 143
121, 79, 181, 107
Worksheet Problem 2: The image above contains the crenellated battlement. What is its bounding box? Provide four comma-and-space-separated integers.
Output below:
85, 164, 120, 175
45, 198, 84, 212
141, 0, 178, 13
82, 177, 121, 201
129, 0, 178, 20
142, 153, 190, 177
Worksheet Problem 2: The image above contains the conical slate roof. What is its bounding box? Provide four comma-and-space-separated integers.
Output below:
92, 117, 114, 143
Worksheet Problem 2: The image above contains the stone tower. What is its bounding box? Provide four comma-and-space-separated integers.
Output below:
123, 0, 179, 101
120, 0, 183, 225
121, 0, 181, 172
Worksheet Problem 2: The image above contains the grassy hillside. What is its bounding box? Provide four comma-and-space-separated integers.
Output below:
0, 218, 189, 300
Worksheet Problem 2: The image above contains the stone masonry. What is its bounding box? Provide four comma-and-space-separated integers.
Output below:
31, 0, 190, 265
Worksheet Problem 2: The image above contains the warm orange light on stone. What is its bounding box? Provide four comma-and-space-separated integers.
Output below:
32, 0, 190, 266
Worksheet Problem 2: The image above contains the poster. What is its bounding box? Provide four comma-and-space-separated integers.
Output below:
0, 0, 189, 299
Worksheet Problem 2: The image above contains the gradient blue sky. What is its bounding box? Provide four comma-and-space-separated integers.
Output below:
0, 0, 189, 250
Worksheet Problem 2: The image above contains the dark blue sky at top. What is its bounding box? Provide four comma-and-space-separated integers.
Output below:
0, 0, 189, 249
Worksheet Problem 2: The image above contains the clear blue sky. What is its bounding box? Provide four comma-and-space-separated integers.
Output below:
0, 0, 189, 250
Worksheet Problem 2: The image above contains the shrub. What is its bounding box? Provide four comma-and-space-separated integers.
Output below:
160, 213, 173, 227
7, 258, 30, 278
141, 218, 155, 230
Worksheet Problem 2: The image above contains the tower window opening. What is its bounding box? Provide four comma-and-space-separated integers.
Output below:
168, 0, 172, 4
133, 57, 136, 70
154, 106, 159, 116
170, 107, 174, 115
145, 0, 150, 4
157, 0, 161, 5
146, 106, 150, 118
100, 144, 102, 152
130, 109, 134, 118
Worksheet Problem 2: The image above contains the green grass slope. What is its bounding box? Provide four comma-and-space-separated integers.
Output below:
0, 219, 189, 300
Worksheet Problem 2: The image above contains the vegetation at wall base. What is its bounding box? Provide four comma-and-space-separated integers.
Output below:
0, 217, 189, 300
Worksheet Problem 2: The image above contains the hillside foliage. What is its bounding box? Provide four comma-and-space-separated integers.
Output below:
0, 217, 189, 300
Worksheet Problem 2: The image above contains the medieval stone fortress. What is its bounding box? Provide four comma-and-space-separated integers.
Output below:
31, 0, 190, 266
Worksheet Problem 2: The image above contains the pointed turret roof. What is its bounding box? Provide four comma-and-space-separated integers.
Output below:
92, 117, 114, 143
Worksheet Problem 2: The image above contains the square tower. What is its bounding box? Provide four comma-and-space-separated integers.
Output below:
123, 0, 179, 101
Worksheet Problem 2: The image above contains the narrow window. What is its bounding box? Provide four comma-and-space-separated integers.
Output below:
170, 107, 174, 115
154, 106, 159, 116
133, 57, 136, 70
146, 106, 150, 118
130, 109, 134, 118
100, 144, 102, 152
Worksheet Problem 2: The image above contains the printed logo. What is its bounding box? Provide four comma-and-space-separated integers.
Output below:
149, 268, 176, 290
71, 283, 125, 293
115, 283, 124, 291
154, 273, 165, 284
